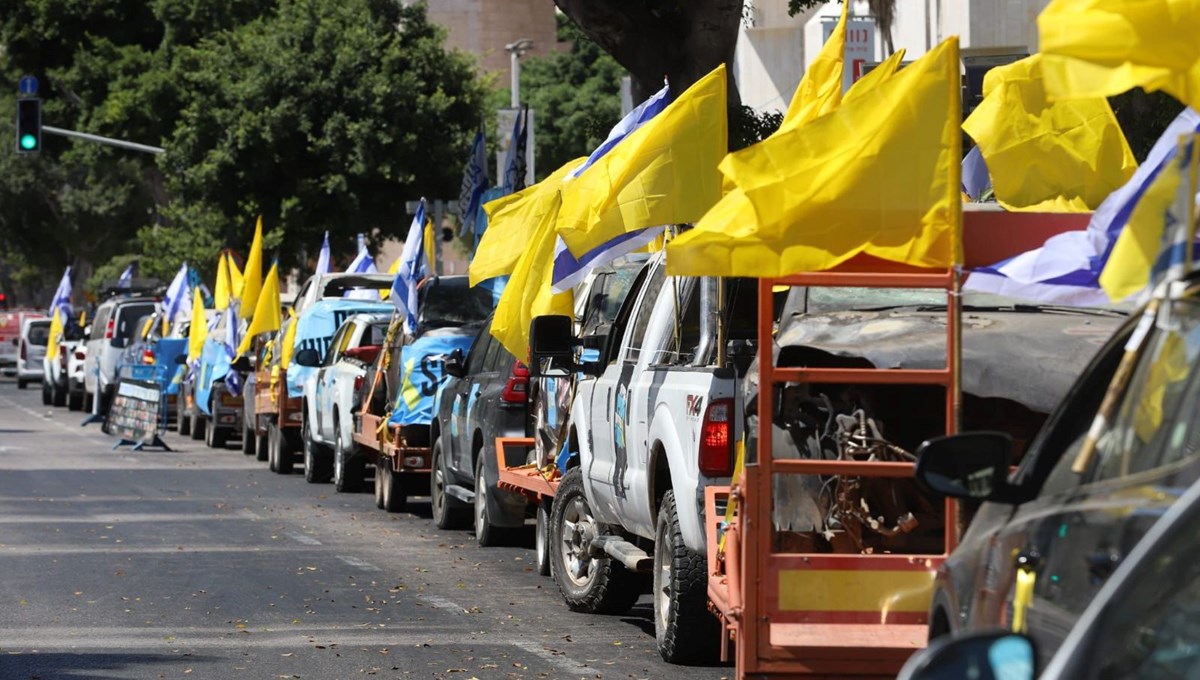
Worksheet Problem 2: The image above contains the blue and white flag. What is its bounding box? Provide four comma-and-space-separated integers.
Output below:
502, 108, 529, 192
962, 146, 991, 201
390, 198, 429, 334
116, 264, 134, 289
458, 128, 490, 237
965, 107, 1200, 306
388, 333, 475, 427
49, 267, 72, 319
315, 232, 331, 276
162, 262, 191, 326
344, 240, 380, 300
284, 299, 393, 397
549, 83, 672, 294
222, 305, 242, 396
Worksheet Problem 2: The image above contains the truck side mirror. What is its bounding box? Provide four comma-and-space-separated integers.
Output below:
898, 630, 1035, 680
915, 432, 1016, 502
293, 348, 322, 367
443, 349, 466, 379
529, 315, 574, 378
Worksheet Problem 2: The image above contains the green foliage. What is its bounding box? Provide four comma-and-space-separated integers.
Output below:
729, 106, 784, 152
498, 14, 623, 181
787, 0, 832, 16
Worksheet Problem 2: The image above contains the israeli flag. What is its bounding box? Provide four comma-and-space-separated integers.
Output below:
49, 267, 72, 318
502, 108, 528, 192
390, 198, 429, 334
965, 107, 1200, 306
315, 232, 331, 276
117, 264, 134, 289
222, 305, 242, 396
344, 240, 380, 300
162, 262, 190, 326
549, 83, 672, 294
458, 128, 490, 237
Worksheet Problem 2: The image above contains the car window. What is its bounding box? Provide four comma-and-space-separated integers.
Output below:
420, 282, 494, 328
90, 306, 112, 341
27, 323, 50, 346
363, 322, 389, 347
655, 278, 700, 366
1092, 299, 1200, 482
466, 331, 491, 375
325, 324, 352, 367
116, 303, 157, 341
483, 334, 504, 372
625, 262, 666, 364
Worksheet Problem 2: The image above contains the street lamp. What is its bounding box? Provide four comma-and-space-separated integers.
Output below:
505, 38, 535, 107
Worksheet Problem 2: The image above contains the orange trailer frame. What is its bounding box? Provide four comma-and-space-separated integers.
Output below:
707, 208, 1093, 678
492, 436, 559, 502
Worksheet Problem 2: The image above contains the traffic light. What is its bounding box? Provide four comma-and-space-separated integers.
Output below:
16, 98, 41, 154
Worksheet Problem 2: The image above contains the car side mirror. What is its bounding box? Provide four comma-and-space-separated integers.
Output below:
441, 349, 466, 379
530, 315, 574, 378
915, 432, 1016, 502
293, 348, 322, 367
897, 630, 1035, 680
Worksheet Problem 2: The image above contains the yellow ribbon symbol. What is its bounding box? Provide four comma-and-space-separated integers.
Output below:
1011, 566, 1036, 634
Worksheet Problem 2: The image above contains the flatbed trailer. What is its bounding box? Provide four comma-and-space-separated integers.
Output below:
353, 391, 432, 513
706, 208, 1094, 678
253, 367, 303, 473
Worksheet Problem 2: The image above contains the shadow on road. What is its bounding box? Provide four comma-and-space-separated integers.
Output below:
0, 651, 219, 679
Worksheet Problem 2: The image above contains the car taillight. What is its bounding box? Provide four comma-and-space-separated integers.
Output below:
60, 345, 69, 369
500, 362, 529, 404
142, 349, 155, 365
19, 341, 26, 361
698, 398, 734, 478
104, 318, 115, 340
74, 349, 85, 361
354, 375, 364, 393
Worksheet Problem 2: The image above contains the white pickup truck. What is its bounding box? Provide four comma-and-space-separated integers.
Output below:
530, 251, 760, 665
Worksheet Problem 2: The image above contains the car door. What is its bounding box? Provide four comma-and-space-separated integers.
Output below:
449, 330, 492, 480
316, 323, 354, 440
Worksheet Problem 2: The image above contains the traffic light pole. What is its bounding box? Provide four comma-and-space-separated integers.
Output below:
43, 126, 164, 155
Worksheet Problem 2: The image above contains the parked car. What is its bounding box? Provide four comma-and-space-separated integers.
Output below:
66, 337, 88, 411
83, 294, 159, 412
300, 313, 390, 487
915, 286, 1198, 666
431, 314, 532, 545
16, 318, 51, 389
901, 464, 1200, 680
42, 317, 85, 407
0, 309, 45, 375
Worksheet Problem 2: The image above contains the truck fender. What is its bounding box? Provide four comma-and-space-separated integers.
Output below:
648, 400, 707, 554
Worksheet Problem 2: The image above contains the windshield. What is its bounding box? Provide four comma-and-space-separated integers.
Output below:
27, 323, 50, 346
421, 283, 493, 328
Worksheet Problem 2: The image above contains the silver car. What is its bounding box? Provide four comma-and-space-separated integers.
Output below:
83, 296, 159, 411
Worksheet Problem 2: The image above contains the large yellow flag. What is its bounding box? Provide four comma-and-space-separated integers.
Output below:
228, 252, 244, 299
240, 217, 264, 318
187, 289, 208, 363
963, 53, 1136, 213
782, 0, 847, 129
215, 252, 232, 311
556, 65, 726, 258
668, 38, 962, 277
1039, 0, 1200, 110
236, 261, 281, 357
470, 158, 585, 286
46, 308, 63, 362
490, 194, 574, 361
279, 310, 299, 370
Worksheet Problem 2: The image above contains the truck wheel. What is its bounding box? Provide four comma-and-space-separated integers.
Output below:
68, 386, 83, 412
550, 468, 642, 615
268, 421, 281, 472
431, 439, 470, 529
653, 490, 720, 664
255, 428, 269, 462
84, 392, 94, 413
374, 461, 385, 509
41, 380, 52, 405
207, 394, 229, 449
274, 421, 295, 474
303, 418, 333, 484
53, 381, 67, 407
381, 462, 406, 513
242, 420, 257, 456
177, 402, 191, 435
334, 422, 365, 493
191, 414, 206, 441
474, 454, 504, 547
536, 500, 551, 576
17, 379, 28, 390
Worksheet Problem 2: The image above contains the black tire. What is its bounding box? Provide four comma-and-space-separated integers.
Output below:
374, 459, 385, 509
83, 392, 94, 413
67, 388, 83, 412
536, 500, 551, 576
303, 417, 333, 484
549, 467, 642, 615
191, 413, 206, 441
242, 420, 257, 456
271, 421, 295, 474
474, 453, 504, 547
267, 420, 279, 472
255, 429, 269, 462
207, 393, 229, 449
17, 379, 28, 390
431, 439, 470, 529
334, 420, 365, 493
381, 461, 406, 513
177, 400, 191, 435
653, 490, 721, 665
41, 380, 52, 405
52, 382, 67, 407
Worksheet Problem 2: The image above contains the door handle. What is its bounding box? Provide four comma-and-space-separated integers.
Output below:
605, 387, 612, 422
1085, 549, 1121, 584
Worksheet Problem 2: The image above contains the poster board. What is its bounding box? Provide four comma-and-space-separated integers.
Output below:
104, 378, 163, 444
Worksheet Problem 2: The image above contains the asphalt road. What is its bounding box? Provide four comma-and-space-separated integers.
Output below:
0, 378, 730, 680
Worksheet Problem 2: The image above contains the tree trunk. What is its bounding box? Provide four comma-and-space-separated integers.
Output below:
868, 0, 896, 56
552, 0, 742, 107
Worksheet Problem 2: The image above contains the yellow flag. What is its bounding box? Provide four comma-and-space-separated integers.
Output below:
1099, 137, 1199, 301
215, 252, 231, 311
782, 1, 847, 130
46, 308, 63, 362
424, 219, 436, 276
187, 289, 208, 363
490, 194, 574, 361
667, 38, 962, 277
236, 262, 282, 357
556, 65, 727, 258
470, 158, 585, 286
240, 217, 264, 318
843, 48, 905, 104
279, 309, 299, 370
962, 54, 1136, 213
1038, 0, 1200, 110
228, 252, 244, 299
1134, 330, 1190, 441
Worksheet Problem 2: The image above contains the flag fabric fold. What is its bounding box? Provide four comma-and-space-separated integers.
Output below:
240, 219, 264, 318
390, 199, 429, 334
962, 53, 1136, 212
162, 263, 191, 328
117, 264, 134, 289
187, 289, 208, 364
1038, 0, 1200, 111
503, 107, 530, 192
782, 0, 847, 129
668, 38, 962, 277
315, 232, 331, 277
458, 127, 490, 237
237, 262, 283, 357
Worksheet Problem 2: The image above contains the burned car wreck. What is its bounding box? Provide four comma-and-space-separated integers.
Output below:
744, 287, 1124, 555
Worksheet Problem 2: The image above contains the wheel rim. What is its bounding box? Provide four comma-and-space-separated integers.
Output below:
655, 527, 671, 629
432, 467, 445, 520
536, 505, 547, 567
334, 430, 344, 487
559, 495, 598, 588
474, 469, 486, 532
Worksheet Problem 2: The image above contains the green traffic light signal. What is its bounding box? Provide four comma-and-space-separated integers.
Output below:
20, 134, 37, 150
